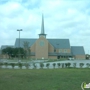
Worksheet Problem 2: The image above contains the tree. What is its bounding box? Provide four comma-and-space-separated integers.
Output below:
67, 63, 71, 68
73, 63, 76, 68
52, 63, 56, 68
57, 63, 61, 68
40, 63, 44, 69
79, 63, 84, 68
23, 41, 30, 59
10, 63, 15, 69
18, 63, 23, 69
46, 63, 50, 69
25, 63, 30, 69
33, 63, 37, 69
0, 62, 3, 68
65, 63, 71, 68
62, 63, 64, 68
4, 62, 8, 68
86, 63, 90, 68
2, 47, 25, 59
2, 47, 13, 59
65, 63, 68, 68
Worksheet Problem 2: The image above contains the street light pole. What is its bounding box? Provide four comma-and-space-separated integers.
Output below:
17, 29, 22, 61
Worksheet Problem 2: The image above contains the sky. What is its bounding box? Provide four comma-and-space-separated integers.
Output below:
0, 0, 90, 54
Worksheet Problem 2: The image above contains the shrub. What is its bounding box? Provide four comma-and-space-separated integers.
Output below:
57, 63, 61, 68
10, 63, 15, 69
67, 62, 71, 68
40, 63, 44, 69
65, 63, 68, 68
4, 62, 8, 68
46, 63, 50, 69
62, 63, 64, 68
25, 63, 30, 69
0, 62, 3, 68
73, 63, 76, 68
52, 63, 56, 68
79, 63, 84, 68
86, 63, 90, 68
18, 63, 23, 69
33, 63, 37, 69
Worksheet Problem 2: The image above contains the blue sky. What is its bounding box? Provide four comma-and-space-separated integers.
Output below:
0, 0, 90, 54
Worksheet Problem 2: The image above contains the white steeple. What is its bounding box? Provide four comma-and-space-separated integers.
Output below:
39, 14, 47, 38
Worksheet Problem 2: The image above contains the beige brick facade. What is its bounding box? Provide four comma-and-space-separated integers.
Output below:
29, 37, 85, 60
48, 56, 57, 59
35, 36, 48, 59
74, 55, 85, 59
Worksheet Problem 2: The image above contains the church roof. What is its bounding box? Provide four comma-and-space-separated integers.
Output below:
48, 39, 70, 49
71, 46, 85, 55
15, 38, 37, 48
15, 38, 70, 49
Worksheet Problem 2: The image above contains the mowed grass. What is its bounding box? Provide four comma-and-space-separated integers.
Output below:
0, 69, 90, 90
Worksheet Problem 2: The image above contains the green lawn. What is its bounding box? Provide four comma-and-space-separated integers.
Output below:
0, 69, 89, 90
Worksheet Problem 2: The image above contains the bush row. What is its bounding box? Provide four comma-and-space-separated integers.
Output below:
0, 62, 90, 69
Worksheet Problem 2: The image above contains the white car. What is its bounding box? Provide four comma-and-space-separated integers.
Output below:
68, 57, 74, 60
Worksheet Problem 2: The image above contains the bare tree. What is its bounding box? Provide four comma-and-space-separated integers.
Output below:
23, 41, 30, 59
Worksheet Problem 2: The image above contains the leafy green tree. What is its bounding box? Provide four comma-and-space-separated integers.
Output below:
2, 47, 25, 59
2, 47, 13, 58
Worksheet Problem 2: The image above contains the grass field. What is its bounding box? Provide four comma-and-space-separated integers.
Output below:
0, 68, 89, 90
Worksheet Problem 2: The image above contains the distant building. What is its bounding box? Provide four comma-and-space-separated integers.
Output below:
1, 15, 85, 59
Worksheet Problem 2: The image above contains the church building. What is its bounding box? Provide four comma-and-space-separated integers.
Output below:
15, 15, 85, 60
1, 15, 85, 60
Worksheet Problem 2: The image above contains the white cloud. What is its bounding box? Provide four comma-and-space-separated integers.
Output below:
0, 0, 90, 54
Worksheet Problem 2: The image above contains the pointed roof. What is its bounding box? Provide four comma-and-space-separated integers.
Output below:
71, 46, 85, 55
39, 14, 47, 38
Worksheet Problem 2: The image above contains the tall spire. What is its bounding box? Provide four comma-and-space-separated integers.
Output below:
41, 14, 44, 34
39, 14, 47, 38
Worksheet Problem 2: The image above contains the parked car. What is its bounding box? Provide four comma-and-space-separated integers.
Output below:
68, 57, 74, 60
